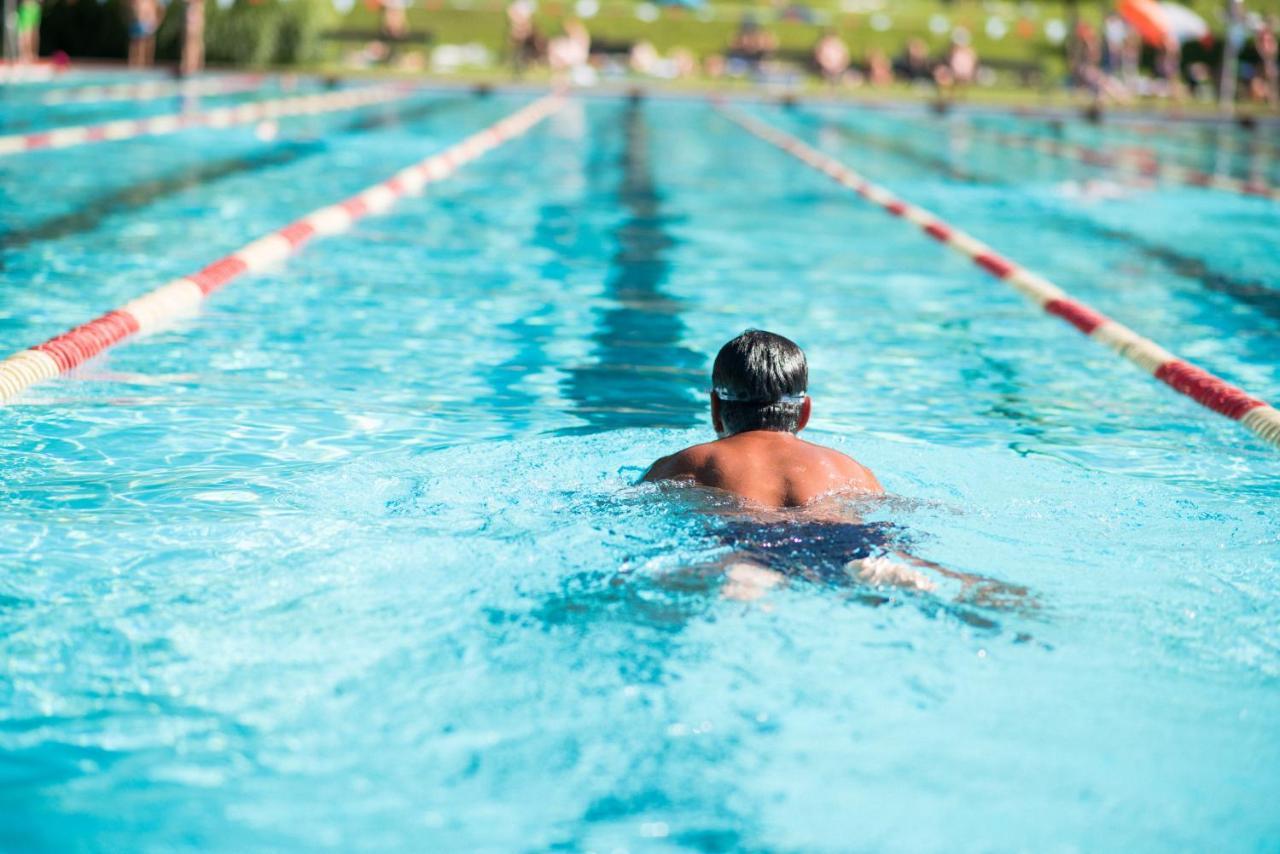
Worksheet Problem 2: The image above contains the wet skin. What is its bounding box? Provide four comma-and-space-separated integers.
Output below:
642, 393, 881, 508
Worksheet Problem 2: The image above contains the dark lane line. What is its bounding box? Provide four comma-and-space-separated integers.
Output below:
561, 100, 703, 432
0, 97, 469, 264
798, 109, 1280, 323
487, 105, 618, 426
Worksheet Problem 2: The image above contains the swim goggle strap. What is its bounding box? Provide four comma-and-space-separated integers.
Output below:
712, 386, 808, 405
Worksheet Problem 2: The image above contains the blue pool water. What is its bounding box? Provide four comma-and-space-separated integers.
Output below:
0, 79, 333, 135
1, 82, 1278, 850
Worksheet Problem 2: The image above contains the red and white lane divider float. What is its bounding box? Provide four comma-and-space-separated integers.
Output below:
0, 63, 59, 83
719, 105, 1280, 451
0, 93, 565, 403
963, 123, 1280, 203
0, 83, 415, 157
41, 74, 270, 105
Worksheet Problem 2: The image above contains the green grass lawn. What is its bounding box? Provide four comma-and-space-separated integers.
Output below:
333, 0, 1280, 77
315, 0, 1280, 120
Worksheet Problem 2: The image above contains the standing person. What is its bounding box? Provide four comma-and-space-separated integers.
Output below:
1068, 20, 1102, 95
1159, 39, 1184, 101
730, 16, 776, 76
506, 0, 540, 77
1259, 20, 1279, 107
16, 0, 40, 63
946, 30, 978, 86
1100, 13, 1134, 98
866, 47, 893, 87
1102, 13, 1126, 76
547, 18, 589, 78
813, 31, 850, 85
180, 0, 205, 77
895, 38, 933, 84
127, 0, 159, 67
380, 0, 408, 43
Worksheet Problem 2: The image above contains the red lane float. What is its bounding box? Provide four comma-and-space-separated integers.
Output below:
963, 123, 1280, 203
0, 93, 565, 403
41, 74, 269, 105
0, 84, 416, 157
718, 105, 1280, 451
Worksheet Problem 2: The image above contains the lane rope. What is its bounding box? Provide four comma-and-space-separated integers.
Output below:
1044, 116, 1280, 162
718, 104, 1280, 451
0, 93, 565, 404
0, 83, 416, 157
0, 63, 58, 83
41, 74, 269, 105
957, 121, 1280, 203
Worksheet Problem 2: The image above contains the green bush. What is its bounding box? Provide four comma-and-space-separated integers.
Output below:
201, 0, 336, 67
277, 0, 339, 63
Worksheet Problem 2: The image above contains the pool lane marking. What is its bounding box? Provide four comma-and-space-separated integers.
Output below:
0, 84, 417, 157
40, 75, 271, 105
0, 93, 565, 403
717, 105, 1280, 450
953, 122, 1280, 203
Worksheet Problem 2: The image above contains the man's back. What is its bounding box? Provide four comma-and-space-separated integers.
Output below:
644, 430, 881, 508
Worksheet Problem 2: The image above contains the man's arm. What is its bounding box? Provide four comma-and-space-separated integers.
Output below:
889, 551, 1033, 610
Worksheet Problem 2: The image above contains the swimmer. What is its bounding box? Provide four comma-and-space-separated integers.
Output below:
643, 329, 880, 507
645, 330, 1030, 606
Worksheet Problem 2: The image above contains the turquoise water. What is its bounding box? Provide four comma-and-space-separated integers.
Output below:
1, 84, 1278, 850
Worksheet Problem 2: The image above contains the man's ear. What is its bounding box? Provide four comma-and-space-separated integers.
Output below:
711, 392, 724, 435
797, 396, 812, 432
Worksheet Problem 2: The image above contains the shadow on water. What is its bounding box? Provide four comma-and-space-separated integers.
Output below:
0, 97, 469, 265
486, 104, 618, 423
559, 100, 705, 433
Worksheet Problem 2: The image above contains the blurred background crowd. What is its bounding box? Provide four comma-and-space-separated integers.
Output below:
3, 0, 1279, 108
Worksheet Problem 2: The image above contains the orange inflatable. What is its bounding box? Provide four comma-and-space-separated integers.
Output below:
1119, 0, 1173, 47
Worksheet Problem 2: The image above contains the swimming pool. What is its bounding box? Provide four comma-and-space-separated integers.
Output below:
1, 81, 1278, 850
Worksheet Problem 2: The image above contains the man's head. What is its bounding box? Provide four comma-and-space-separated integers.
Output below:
711, 330, 810, 438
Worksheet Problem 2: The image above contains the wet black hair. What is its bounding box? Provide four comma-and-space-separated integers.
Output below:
712, 329, 808, 435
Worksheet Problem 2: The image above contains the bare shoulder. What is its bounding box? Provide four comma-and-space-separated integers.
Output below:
805, 440, 884, 494
642, 442, 718, 483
